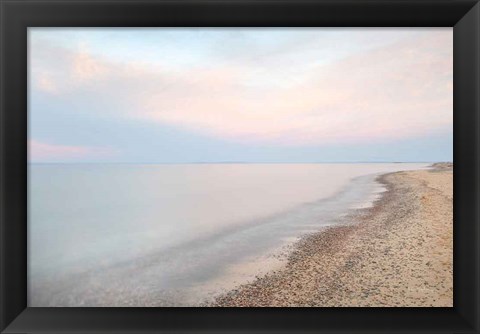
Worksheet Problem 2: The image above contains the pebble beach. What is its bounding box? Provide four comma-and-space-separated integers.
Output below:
212, 164, 453, 307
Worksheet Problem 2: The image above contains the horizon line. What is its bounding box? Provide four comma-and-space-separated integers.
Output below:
27, 161, 445, 165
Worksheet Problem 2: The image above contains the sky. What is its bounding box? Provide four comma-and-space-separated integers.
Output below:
28, 28, 453, 163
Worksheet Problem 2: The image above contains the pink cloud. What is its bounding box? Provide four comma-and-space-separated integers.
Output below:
36, 73, 58, 94
29, 140, 117, 161
30, 30, 452, 146
139, 31, 452, 145
72, 45, 110, 82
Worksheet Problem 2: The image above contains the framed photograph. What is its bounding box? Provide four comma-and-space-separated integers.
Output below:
1, 0, 479, 333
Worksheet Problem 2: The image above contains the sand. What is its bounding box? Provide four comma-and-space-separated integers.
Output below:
212, 164, 453, 307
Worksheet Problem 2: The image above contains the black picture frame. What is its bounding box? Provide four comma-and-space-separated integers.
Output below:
1, 0, 479, 333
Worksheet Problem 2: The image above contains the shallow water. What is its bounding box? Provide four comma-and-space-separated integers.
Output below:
28, 163, 427, 306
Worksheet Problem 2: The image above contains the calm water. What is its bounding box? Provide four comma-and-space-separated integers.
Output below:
28, 163, 427, 306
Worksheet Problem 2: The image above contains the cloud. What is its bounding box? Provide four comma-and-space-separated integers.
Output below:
36, 73, 58, 94
72, 45, 110, 82
30, 29, 452, 146
29, 140, 117, 161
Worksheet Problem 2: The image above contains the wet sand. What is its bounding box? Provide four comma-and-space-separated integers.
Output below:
212, 164, 453, 307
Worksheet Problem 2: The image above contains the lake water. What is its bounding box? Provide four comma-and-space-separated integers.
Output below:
28, 163, 427, 306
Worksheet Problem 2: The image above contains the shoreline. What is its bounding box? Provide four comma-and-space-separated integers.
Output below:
210, 164, 453, 307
